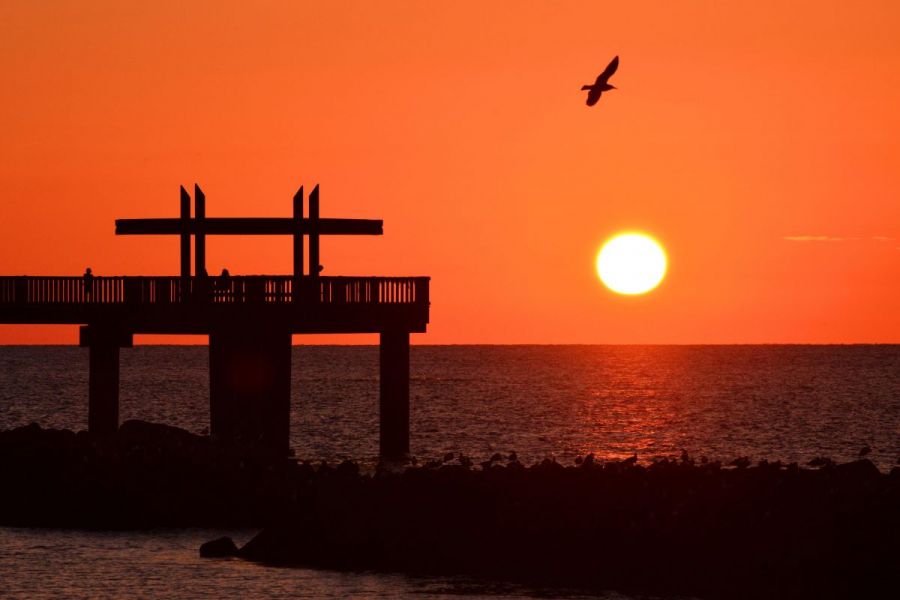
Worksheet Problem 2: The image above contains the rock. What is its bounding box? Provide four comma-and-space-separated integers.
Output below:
833, 458, 880, 482
199, 536, 238, 558
729, 456, 751, 469
808, 456, 835, 468
336, 460, 359, 477
239, 524, 307, 564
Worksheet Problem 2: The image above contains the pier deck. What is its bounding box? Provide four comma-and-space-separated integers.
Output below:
0, 275, 429, 333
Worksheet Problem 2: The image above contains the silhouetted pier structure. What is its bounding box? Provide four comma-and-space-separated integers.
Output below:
0, 185, 429, 459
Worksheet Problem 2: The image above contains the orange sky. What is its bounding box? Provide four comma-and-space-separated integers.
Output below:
1, 1, 898, 344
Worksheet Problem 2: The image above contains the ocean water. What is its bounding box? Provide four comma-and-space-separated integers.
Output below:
0, 527, 636, 600
1, 345, 898, 469
1, 345, 898, 599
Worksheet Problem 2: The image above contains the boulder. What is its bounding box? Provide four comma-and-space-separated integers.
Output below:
199, 536, 238, 558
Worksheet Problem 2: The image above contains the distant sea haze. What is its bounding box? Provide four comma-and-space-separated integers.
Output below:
1, 345, 898, 471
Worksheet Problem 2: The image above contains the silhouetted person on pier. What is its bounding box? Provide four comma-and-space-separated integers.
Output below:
83, 268, 94, 299
218, 268, 231, 302
582, 56, 619, 106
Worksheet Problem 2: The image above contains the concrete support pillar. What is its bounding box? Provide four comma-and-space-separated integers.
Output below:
80, 326, 132, 435
88, 343, 119, 435
379, 330, 410, 460
209, 327, 292, 454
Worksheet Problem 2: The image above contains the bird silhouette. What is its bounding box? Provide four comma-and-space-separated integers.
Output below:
582, 56, 619, 106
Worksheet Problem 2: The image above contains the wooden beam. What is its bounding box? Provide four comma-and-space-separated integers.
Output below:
115, 217, 382, 236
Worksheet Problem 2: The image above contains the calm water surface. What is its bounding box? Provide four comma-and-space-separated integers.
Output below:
1, 345, 898, 468
1, 345, 897, 599
0, 527, 651, 599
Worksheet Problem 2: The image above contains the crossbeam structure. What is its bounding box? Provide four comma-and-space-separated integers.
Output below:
116, 184, 383, 281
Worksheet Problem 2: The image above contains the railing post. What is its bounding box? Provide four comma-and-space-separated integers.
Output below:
415, 278, 429, 306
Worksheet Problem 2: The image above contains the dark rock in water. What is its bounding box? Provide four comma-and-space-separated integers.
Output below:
200, 536, 238, 558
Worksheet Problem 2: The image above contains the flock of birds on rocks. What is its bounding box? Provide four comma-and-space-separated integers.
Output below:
407, 444, 888, 472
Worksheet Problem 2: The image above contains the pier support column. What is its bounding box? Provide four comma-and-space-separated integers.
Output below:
379, 330, 410, 460
80, 326, 132, 435
209, 327, 292, 454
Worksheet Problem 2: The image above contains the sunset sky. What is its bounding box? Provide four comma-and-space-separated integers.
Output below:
1, 1, 898, 344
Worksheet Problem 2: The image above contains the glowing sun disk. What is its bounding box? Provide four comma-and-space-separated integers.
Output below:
596, 233, 667, 295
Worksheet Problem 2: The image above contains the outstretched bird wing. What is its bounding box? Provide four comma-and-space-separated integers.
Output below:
595, 55, 619, 86
585, 88, 602, 106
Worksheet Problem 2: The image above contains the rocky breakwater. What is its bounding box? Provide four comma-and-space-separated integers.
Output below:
0, 421, 302, 528
228, 454, 900, 600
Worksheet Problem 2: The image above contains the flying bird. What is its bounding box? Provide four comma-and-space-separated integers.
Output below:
582, 56, 619, 106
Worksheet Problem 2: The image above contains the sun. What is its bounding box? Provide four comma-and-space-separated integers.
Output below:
596, 232, 667, 295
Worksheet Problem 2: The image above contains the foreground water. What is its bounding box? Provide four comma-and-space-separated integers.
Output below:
1, 345, 898, 598
1, 528, 652, 600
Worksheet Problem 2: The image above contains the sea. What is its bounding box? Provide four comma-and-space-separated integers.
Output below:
1, 345, 898, 599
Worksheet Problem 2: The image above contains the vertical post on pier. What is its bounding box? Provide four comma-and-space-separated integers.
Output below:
292, 186, 304, 302
379, 330, 410, 460
179, 186, 191, 299
308, 184, 320, 298
194, 184, 206, 277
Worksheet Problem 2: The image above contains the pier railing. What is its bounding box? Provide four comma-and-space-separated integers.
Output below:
0, 276, 429, 307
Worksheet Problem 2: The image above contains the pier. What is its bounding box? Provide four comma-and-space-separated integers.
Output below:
0, 184, 429, 459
